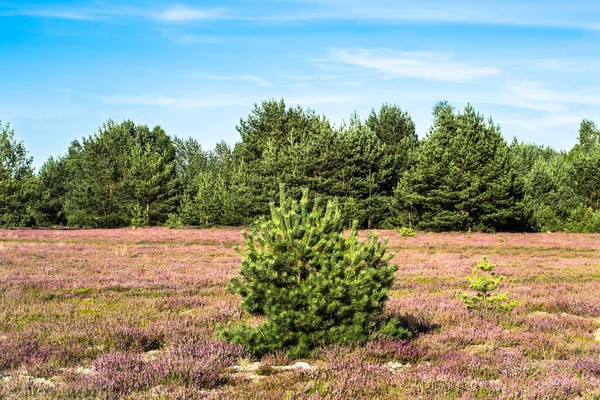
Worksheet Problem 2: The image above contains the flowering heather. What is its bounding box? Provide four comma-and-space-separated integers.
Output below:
0, 228, 599, 399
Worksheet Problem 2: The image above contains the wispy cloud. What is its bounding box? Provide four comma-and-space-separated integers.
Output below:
193, 73, 272, 86
3, 0, 600, 31
155, 5, 226, 22
497, 114, 588, 145
0, 3, 225, 23
285, 94, 361, 106
157, 29, 225, 44
523, 59, 600, 74
501, 81, 600, 111
438, 80, 600, 113
326, 48, 500, 83
0, 6, 107, 21
337, 81, 362, 87
280, 73, 312, 81
98, 94, 247, 108
253, 0, 600, 31
97, 92, 360, 108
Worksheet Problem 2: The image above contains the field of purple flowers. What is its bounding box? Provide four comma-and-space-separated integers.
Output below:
0, 228, 599, 399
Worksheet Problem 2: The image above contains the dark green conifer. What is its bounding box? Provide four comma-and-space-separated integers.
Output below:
221, 189, 397, 357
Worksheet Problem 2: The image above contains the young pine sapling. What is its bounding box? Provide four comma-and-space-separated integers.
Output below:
459, 256, 517, 314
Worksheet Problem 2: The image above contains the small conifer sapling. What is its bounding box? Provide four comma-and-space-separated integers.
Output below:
459, 256, 517, 314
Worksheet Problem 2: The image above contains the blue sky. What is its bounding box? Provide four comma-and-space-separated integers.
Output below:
1, 1, 600, 166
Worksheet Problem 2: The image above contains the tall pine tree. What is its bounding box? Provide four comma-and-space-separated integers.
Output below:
366, 104, 418, 190
64, 120, 180, 227
397, 103, 517, 231
570, 120, 600, 211
0, 121, 34, 227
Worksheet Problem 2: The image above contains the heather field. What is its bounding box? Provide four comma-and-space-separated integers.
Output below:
1, 228, 599, 399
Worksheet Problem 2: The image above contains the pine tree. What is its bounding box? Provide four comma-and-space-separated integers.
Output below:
523, 154, 579, 232
64, 120, 180, 227
173, 136, 207, 198
64, 120, 134, 227
232, 99, 334, 220
195, 170, 228, 226
506, 140, 558, 231
366, 103, 418, 189
125, 126, 180, 226
30, 156, 70, 226
398, 103, 518, 231
0, 121, 34, 227
330, 114, 395, 228
570, 120, 600, 211
221, 189, 397, 358
459, 257, 517, 314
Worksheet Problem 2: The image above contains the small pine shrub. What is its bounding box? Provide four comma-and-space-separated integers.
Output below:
165, 213, 183, 228
459, 256, 517, 314
220, 189, 398, 358
130, 203, 146, 228
398, 227, 416, 238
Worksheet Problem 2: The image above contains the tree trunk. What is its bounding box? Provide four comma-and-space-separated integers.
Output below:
146, 201, 150, 226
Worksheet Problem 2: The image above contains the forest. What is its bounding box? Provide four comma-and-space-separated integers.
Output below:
1, 99, 599, 232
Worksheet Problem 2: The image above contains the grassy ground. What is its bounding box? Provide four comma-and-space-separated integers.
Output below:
0, 228, 599, 399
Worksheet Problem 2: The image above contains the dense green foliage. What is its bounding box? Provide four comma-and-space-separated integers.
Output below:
0, 121, 35, 227
2, 100, 600, 231
220, 189, 397, 357
398, 227, 416, 238
397, 103, 518, 232
61, 120, 180, 227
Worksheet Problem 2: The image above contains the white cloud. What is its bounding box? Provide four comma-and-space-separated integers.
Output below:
337, 81, 362, 87
17, 9, 102, 20
255, 0, 600, 31
501, 81, 600, 111
4, 0, 600, 30
0, 6, 107, 20
98, 94, 247, 108
500, 114, 586, 132
156, 6, 225, 22
0, 4, 225, 22
97, 92, 361, 109
327, 48, 500, 83
193, 73, 272, 87
497, 114, 586, 149
285, 94, 362, 105
523, 59, 600, 74
280, 73, 312, 81
431, 80, 600, 113
156, 29, 225, 44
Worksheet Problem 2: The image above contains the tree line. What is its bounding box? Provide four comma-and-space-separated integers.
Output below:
1, 99, 600, 232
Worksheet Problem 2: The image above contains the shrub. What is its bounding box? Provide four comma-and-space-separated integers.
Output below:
221, 189, 398, 358
165, 213, 183, 228
398, 226, 416, 238
364, 338, 422, 362
107, 325, 164, 352
376, 317, 413, 340
130, 203, 146, 228
566, 206, 600, 233
88, 352, 156, 397
261, 349, 293, 367
459, 256, 517, 314
161, 339, 245, 388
